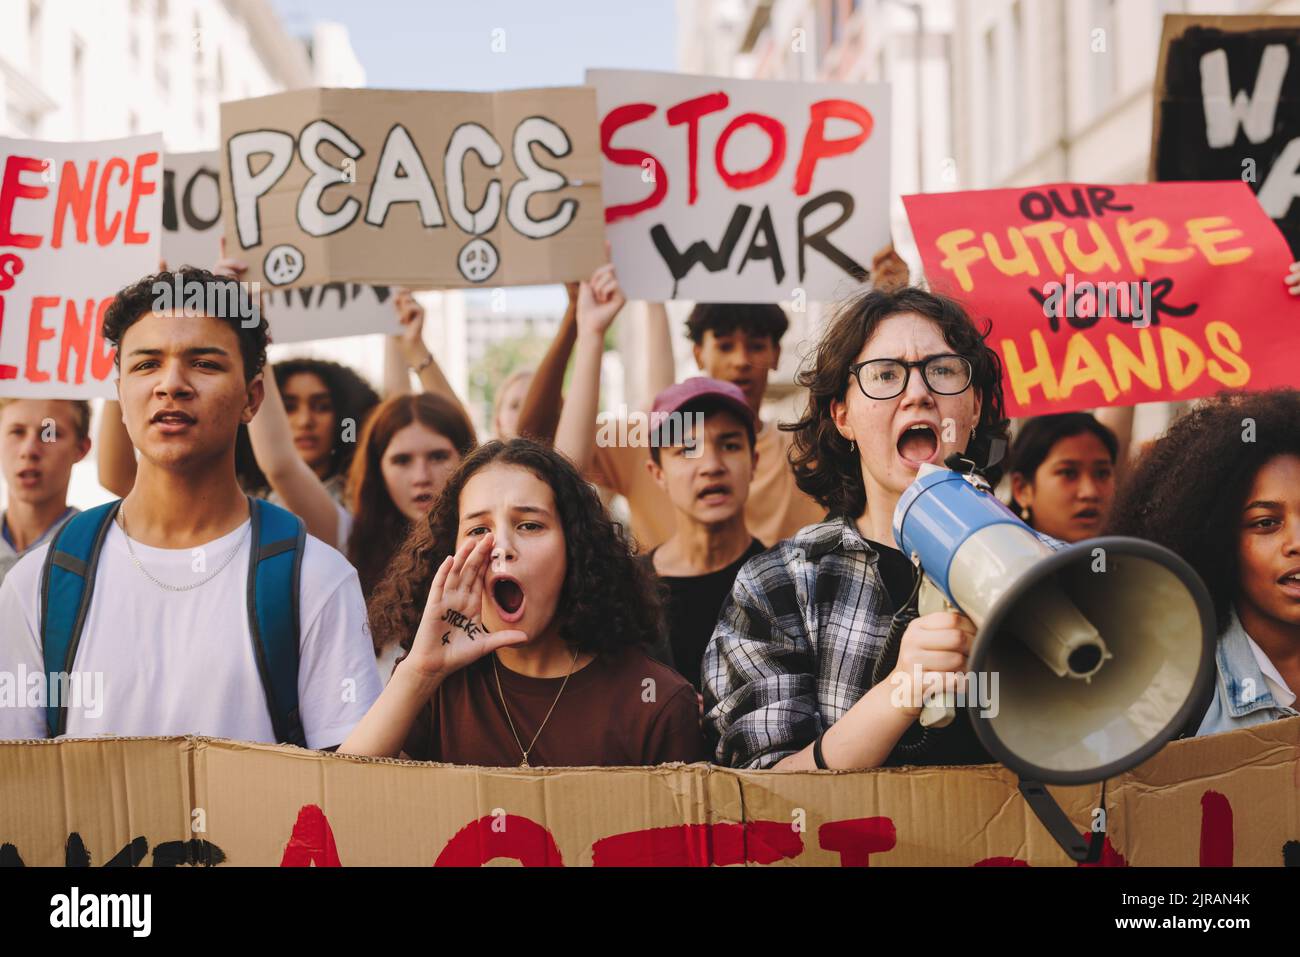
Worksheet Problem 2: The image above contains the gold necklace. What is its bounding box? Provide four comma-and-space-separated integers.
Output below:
492, 647, 580, 768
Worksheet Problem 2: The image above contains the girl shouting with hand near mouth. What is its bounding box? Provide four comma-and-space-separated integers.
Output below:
339, 436, 706, 767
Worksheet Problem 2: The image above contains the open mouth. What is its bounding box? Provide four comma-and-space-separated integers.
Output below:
151, 409, 196, 426
1278, 569, 1300, 592
896, 423, 939, 466
411, 491, 435, 510
697, 483, 731, 503
1072, 508, 1101, 522
491, 576, 526, 622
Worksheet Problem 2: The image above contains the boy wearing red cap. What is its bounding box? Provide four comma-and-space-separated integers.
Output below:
641, 378, 765, 693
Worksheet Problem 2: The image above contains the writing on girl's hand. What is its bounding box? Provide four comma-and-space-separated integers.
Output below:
441, 609, 489, 641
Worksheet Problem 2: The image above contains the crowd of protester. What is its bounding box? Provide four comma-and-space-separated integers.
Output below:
0, 244, 1297, 772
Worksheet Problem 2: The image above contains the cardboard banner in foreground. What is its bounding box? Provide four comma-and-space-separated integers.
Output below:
904, 181, 1296, 417
165, 151, 399, 343
0, 718, 1295, 866
1151, 15, 1300, 258
219, 87, 605, 291
589, 69, 891, 303
0, 134, 162, 398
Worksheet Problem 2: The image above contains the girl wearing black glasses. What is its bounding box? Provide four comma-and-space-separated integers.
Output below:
703, 286, 1011, 771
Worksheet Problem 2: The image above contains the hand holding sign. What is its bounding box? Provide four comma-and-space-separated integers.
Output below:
406, 533, 527, 682
393, 287, 429, 366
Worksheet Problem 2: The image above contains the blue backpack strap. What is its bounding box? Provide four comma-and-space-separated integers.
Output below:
246, 497, 307, 747
39, 500, 122, 737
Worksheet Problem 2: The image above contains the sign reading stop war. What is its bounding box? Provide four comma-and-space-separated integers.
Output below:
220, 87, 605, 291
166, 151, 399, 343
904, 181, 1296, 417
0, 134, 161, 398
1151, 15, 1300, 258
589, 69, 891, 303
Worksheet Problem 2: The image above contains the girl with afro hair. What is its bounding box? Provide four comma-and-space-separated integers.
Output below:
1107, 389, 1300, 736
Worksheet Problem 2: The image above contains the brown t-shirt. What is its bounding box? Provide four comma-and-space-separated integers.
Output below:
590, 421, 826, 551
402, 647, 706, 767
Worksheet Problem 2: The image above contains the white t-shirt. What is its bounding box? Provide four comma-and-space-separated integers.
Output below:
0, 518, 382, 748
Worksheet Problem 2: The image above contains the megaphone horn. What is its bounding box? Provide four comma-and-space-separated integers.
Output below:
892, 463, 1217, 857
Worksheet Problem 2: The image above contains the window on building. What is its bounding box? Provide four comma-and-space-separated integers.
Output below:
1089, 0, 1118, 118
71, 37, 85, 136
985, 25, 1002, 180
1009, 0, 1024, 168
28, 0, 41, 77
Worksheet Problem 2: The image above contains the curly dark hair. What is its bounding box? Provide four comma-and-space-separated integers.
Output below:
367, 438, 664, 658
102, 267, 269, 381
235, 358, 380, 492
1106, 389, 1300, 632
785, 286, 1010, 519
685, 302, 790, 346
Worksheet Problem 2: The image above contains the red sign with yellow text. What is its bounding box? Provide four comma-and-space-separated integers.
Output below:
904, 181, 1295, 416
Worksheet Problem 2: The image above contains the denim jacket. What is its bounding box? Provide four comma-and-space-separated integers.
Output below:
1197, 607, 1299, 737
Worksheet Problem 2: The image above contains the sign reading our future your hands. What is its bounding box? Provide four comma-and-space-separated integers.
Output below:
904, 181, 1297, 417
219, 87, 606, 291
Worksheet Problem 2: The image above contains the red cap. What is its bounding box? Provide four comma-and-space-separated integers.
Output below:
649, 377, 756, 447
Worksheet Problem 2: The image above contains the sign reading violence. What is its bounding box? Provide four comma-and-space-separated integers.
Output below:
165, 151, 399, 343
1152, 15, 1300, 258
904, 181, 1296, 417
0, 134, 161, 399
589, 69, 891, 303
219, 87, 605, 291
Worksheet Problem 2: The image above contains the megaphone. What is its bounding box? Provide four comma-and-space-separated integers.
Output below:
892, 462, 1217, 858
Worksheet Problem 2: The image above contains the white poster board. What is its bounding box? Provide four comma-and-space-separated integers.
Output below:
589, 69, 891, 303
0, 134, 162, 398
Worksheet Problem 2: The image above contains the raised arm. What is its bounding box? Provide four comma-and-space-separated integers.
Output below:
214, 241, 343, 546
97, 400, 137, 497
641, 302, 675, 410
554, 264, 625, 472
247, 357, 344, 546
390, 289, 471, 422
514, 282, 579, 443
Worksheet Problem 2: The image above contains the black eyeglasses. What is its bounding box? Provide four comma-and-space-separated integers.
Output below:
849, 354, 973, 400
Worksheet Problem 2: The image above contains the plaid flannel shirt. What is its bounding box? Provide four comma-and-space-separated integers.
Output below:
702, 517, 901, 769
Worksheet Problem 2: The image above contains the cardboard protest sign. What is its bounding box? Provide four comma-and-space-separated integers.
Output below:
904, 181, 1295, 417
1152, 15, 1300, 258
0, 135, 162, 398
2, 717, 1297, 866
165, 151, 399, 342
219, 87, 604, 291
589, 69, 891, 303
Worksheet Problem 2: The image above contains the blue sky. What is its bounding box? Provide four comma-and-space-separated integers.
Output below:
272, 0, 678, 90
269, 0, 678, 311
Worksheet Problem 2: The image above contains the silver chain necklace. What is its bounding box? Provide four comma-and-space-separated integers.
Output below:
117, 505, 249, 593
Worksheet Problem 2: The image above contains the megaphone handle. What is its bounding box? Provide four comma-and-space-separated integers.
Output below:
919, 700, 956, 728
915, 581, 958, 728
